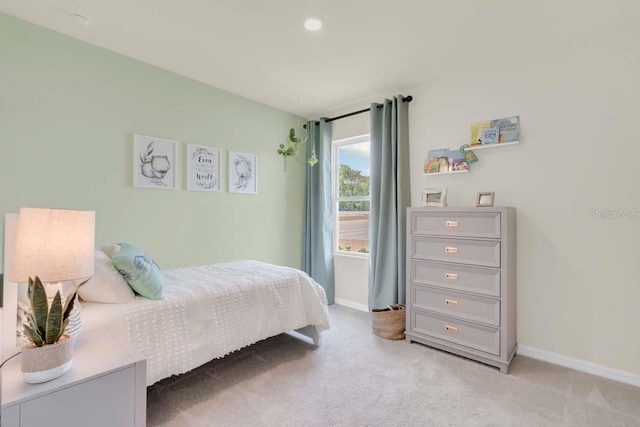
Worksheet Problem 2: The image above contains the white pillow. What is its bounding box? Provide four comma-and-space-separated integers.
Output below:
101, 244, 121, 259
79, 251, 135, 303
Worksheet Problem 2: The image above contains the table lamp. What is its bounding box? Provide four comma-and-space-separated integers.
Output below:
10, 207, 95, 341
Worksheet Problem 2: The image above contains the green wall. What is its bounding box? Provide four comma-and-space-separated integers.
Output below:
0, 13, 307, 271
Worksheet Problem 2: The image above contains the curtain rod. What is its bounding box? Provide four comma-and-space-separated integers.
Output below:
308, 95, 413, 125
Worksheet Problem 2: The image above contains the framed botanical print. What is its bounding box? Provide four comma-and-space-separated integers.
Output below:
228, 151, 257, 194
187, 144, 221, 192
133, 134, 176, 189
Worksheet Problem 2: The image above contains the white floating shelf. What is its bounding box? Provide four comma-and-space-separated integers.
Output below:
466, 141, 519, 151
423, 170, 469, 176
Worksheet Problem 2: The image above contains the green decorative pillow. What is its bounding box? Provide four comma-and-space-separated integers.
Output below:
112, 243, 163, 300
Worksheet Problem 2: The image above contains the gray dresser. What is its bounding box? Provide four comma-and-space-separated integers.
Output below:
405, 207, 516, 373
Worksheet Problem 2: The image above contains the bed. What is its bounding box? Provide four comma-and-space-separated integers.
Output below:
2, 213, 330, 386
81, 260, 329, 385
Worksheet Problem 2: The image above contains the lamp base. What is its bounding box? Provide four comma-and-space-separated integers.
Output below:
46, 282, 82, 341
66, 304, 82, 341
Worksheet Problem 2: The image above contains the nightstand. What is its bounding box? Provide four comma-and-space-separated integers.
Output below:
1, 327, 146, 427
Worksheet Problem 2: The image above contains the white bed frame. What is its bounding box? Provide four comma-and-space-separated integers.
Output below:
2, 213, 320, 365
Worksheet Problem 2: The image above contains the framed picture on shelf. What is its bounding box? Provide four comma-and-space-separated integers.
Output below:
421, 188, 447, 207
133, 134, 177, 189
228, 151, 257, 194
476, 191, 495, 207
187, 144, 221, 192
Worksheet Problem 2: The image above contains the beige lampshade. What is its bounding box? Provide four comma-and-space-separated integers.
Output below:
10, 207, 96, 283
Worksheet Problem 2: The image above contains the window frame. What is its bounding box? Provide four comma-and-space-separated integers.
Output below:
332, 134, 371, 257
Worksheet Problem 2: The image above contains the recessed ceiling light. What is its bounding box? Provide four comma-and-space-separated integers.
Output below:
69, 13, 92, 27
304, 17, 323, 32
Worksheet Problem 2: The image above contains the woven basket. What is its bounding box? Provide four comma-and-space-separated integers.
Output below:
371, 304, 406, 340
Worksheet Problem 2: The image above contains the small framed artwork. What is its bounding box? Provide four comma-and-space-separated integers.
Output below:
476, 191, 495, 207
133, 134, 177, 189
187, 144, 221, 192
421, 188, 447, 207
229, 151, 257, 194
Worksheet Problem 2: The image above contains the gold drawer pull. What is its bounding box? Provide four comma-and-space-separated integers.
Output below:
445, 325, 458, 334
445, 273, 458, 280
445, 247, 459, 254
445, 220, 459, 227
445, 299, 458, 307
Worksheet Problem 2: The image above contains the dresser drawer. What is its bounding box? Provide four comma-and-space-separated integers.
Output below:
411, 285, 500, 326
412, 212, 500, 239
412, 237, 501, 267
410, 260, 500, 297
411, 310, 500, 356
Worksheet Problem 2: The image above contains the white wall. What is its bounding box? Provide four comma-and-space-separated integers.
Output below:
327, 22, 640, 376
329, 37, 640, 375
333, 254, 369, 310
408, 24, 639, 375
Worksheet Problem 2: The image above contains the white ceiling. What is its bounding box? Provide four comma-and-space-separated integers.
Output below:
1, 0, 638, 118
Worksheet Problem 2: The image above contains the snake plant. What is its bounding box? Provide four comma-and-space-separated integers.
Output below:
23, 276, 78, 347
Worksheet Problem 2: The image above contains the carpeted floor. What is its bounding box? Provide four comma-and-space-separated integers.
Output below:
147, 305, 640, 426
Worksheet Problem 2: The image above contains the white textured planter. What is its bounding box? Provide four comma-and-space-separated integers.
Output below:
21, 334, 74, 384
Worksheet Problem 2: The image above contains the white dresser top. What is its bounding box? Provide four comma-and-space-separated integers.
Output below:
2, 327, 142, 408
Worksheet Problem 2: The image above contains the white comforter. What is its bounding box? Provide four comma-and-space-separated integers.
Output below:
82, 261, 329, 386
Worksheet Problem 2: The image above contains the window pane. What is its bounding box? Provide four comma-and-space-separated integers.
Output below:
338, 142, 370, 197
338, 200, 369, 253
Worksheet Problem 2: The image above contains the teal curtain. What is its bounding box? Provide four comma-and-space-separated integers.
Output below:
368, 96, 411, 309
302, 119, 335, 304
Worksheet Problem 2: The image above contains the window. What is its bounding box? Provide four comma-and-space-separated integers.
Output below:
332, 135, 370, 255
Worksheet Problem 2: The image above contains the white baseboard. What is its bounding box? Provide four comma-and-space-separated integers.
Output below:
517, 345, 640, 387
334, 298, 369, 313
